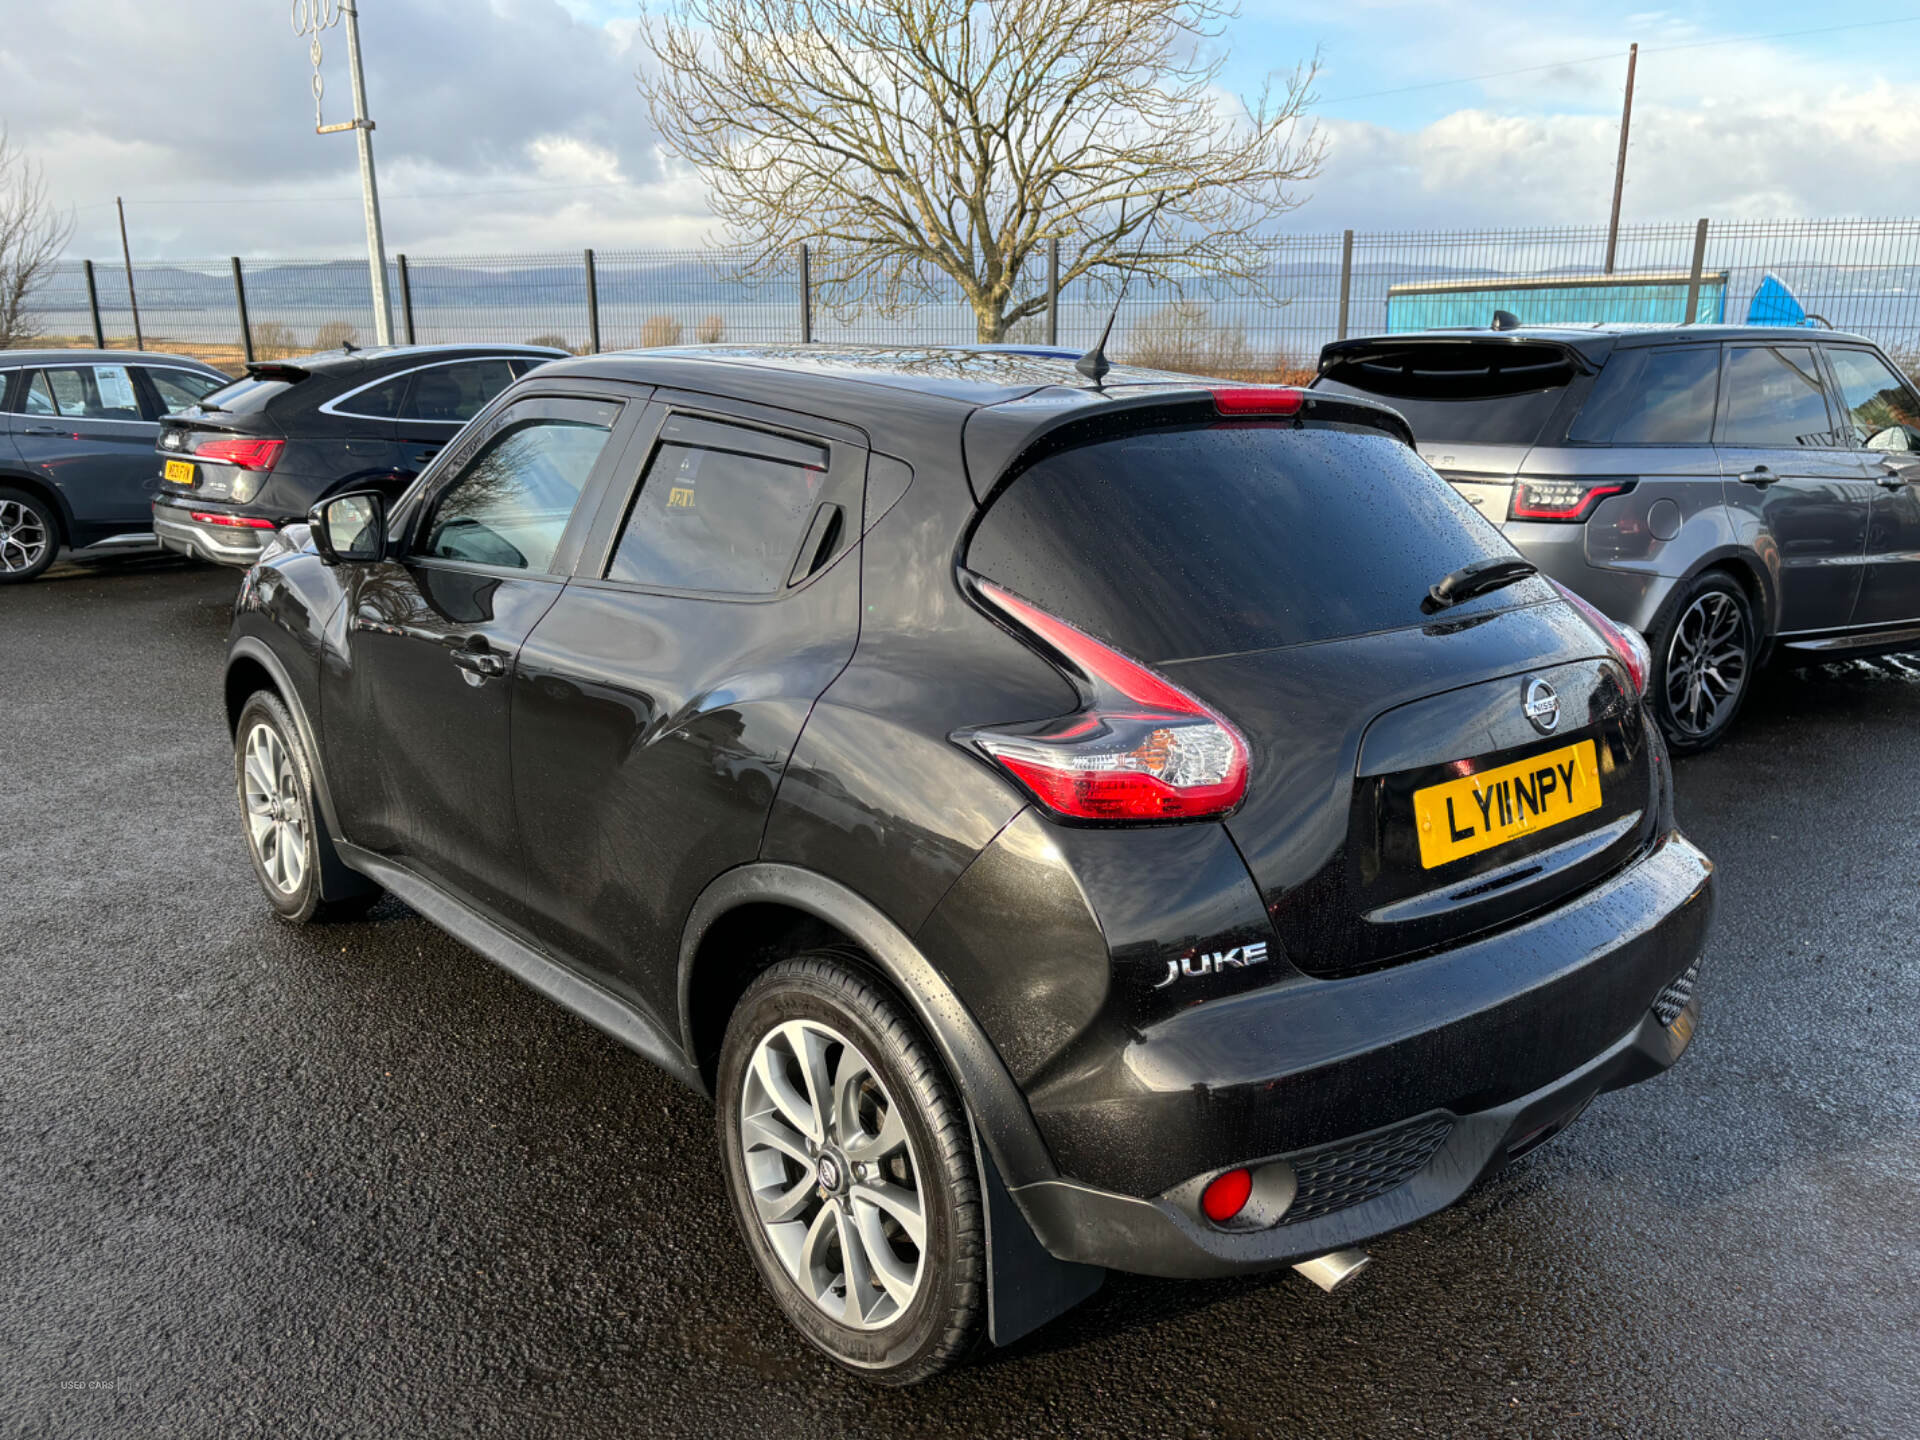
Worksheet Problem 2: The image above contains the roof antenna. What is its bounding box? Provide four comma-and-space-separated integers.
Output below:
341, 339, 360, 353
1076, 194, 1167, 387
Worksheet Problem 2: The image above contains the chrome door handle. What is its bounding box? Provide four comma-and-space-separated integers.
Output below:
1737, 467, 1776, 488
1877, 471, 1909, 490
450, 649, 506, 678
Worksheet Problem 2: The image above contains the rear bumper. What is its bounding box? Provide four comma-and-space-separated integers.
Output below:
1011, 829, 1713, 1278
152, 499, 276, 567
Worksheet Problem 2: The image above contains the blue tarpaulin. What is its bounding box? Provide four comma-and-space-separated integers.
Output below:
1744, 273, 1816, 327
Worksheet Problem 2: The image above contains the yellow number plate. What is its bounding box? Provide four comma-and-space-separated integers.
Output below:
163, 458, 195, 485
1413, 739, 1603, 869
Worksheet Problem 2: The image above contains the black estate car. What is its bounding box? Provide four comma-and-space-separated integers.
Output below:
1316, 323, 1920, 752
152, 343, 563, 568
0, 349, 228, 582
221, 346, 1715, 1382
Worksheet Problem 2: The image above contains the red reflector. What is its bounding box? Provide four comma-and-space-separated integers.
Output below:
1211, 386, 1305, 417
191, 512, 277, 530
193, 436, 285, 471
1202, 1168, 1253, 1223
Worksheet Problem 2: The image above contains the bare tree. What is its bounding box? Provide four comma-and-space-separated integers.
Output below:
0, 131, 73, 349
638, 0, 1321, 342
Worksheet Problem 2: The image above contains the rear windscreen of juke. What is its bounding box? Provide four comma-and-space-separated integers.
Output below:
966, 424, 1519, 663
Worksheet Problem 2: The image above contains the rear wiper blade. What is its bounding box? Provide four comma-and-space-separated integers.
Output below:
1422, 556, 1537, 613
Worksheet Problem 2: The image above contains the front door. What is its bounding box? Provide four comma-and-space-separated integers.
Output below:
12, 363, 159, 533
510, 400, 867, 1022
326, 393, 629, 920
1823, 344, 1920, 629
1714, 342, 1875, 635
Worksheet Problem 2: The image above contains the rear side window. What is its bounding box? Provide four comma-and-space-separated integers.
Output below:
606, 419, 829, 594
1567, 346, 1720, 444
1718, 346, 1840, 447
336, 373, 409, 419
1315, 342, 1576, 445
967, 425, 1520, 662
402, 360, 514, 423
143, 368, 227, 414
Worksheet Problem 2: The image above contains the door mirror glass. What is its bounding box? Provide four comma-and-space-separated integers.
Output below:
1866, 426, 1914, 453
310, 491, 387, 565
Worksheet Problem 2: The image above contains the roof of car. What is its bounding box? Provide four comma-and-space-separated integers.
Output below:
535, 343, 1213, 407
256, 341, 567, 380
0, 349, 228, 370
1325, 322, 1877, 362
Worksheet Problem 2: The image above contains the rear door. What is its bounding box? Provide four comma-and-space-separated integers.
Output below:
966, 420, 1655, 980
325, 390, 633, 921
1823, 343, 1920, 628
12, 363, 159, 531
1714, 342, 1873, 634
510, 396, 865, 1021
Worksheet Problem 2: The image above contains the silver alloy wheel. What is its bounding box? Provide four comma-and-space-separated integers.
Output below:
0, 498, 50, 573
241, 722, 308, 895
1664, 590, 1749, 739
739, 1018, 927, 1330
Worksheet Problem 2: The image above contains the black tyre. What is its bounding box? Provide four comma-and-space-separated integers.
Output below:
716, 953, 985, 1384
233, 691, 381, 923
1648, 572, 1755, 755
0, 486, 60, 583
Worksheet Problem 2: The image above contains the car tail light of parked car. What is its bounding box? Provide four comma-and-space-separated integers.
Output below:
192, 436, 285, 471
1552, 578, 1651, 696
1508, 477, 1634, 522
960, 579, 1250, 822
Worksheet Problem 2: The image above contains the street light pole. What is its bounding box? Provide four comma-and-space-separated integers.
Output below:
304, 0, 393, 345
1604, 43, 1638, 276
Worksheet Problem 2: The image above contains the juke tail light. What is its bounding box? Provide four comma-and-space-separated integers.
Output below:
958, 579, 1250, 823
1550, 578, 1651, 698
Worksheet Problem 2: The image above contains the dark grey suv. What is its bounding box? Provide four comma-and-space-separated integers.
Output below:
1316, 324, 1920, 751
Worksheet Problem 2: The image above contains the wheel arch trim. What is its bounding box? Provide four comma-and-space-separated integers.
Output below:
224, 635, 346, 840
0, 468, 76, 546
677, 862, 1061, 1191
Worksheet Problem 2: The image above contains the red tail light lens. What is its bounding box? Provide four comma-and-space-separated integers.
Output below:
1550, 579, 1651, 697
191, 512, 277, 529
1211, 386, 1305, 417
193, 436, 284, 471
1509, 478, 1631, 522
963, 580, 1250, 822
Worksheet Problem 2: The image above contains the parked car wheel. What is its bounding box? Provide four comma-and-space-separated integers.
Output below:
716, 953, 985, 1384
0, 487, 60, 583
1650, 572, 1755, 754
233, 691, 381, 923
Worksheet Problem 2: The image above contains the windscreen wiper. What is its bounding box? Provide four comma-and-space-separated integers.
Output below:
1422, 556, 1537, 614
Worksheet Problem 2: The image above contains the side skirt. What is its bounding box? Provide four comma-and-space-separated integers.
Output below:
336, 843, 704, 1093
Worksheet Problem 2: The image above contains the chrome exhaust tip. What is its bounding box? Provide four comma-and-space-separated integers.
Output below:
1292, 1248, 1371, 1293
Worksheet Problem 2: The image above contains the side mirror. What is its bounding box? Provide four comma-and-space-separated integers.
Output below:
1866, 426, 1914, 454
308, 490, 388, 566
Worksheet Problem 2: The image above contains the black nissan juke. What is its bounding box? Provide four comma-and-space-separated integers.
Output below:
220, 345, 1714, 1383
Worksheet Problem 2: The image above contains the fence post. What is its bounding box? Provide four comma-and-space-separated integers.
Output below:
116, 197, 143, 351
582, 249, 601, 354
1046, 238, 1060, 346
396, 254, 416, 345
1682, 218, 1709, 325
82, 261, 105, 348
231, 257, 254, 364
1336, 230, 1355, 341
798, 243, 813, 343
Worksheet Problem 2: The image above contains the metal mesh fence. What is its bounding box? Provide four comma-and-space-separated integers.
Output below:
18, 219, 1920, 376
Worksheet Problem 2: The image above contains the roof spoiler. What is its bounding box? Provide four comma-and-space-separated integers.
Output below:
1316, 334, 1600, 377
243, 361, 311, 383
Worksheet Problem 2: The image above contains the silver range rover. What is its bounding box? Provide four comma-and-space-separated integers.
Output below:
1314, 323, 1920, 752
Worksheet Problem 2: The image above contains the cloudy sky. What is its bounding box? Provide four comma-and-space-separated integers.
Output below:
3, 0, 1916, 260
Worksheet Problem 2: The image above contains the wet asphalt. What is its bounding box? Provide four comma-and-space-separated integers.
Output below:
1, 554, 1916, 1440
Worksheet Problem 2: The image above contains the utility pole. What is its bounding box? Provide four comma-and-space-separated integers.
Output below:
1604, 43, 1638, 276
116, 197, 143, 351
298, 1, 394, 344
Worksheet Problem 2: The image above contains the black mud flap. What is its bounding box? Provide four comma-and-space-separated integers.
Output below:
972, 1124, 1105, 1347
